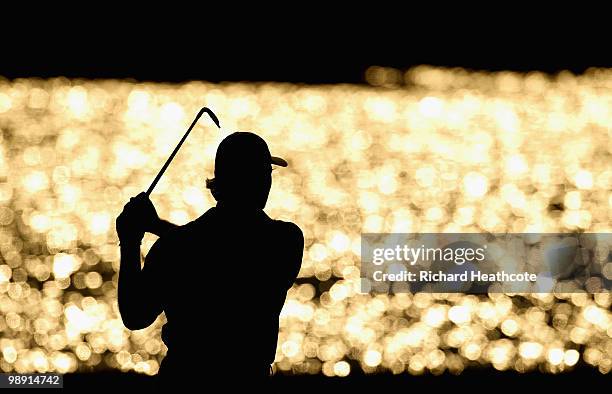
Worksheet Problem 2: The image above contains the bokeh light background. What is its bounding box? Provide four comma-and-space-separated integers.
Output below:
0, 66, 611, 376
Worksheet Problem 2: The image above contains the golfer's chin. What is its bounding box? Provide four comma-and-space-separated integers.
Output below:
252, 189, 271, 210
256, 194, 270, 210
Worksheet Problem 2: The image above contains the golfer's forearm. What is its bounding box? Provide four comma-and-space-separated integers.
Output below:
117, 244, 145, 326
151, 219, 179, 237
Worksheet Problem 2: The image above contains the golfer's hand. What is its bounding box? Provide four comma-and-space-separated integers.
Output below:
116, 192, 160, 244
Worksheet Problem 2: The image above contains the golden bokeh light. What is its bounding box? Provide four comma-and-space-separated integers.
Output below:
0, 66, 611, 376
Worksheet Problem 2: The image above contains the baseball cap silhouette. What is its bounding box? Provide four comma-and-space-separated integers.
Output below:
214, 132, 287, 179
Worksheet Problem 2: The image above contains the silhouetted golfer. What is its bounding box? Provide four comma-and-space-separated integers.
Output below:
116, 132, 304, 384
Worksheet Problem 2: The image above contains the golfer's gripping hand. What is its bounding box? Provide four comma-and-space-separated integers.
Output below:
116, 192, 161, 244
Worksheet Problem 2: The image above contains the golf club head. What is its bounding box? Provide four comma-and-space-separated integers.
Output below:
201, 107, 221, 129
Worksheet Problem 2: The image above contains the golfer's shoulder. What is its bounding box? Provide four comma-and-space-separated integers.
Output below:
146, 224, 188, 256
270, 219, 304, 247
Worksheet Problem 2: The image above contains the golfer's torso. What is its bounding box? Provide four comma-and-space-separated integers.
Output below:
159, 207, 288, 370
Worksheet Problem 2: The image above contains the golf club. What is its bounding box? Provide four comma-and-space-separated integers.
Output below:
145, 107, 221, 196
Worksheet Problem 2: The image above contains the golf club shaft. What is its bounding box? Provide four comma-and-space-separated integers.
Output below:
146, 107, 220, 196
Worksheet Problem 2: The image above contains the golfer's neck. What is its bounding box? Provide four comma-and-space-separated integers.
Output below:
216, 200, 263, 212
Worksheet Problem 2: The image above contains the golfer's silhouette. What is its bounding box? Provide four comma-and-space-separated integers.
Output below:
116, 132, 304, 385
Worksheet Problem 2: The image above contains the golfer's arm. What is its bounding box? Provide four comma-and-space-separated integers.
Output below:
150, 219, 179, 237
284, 223, 305, 289
117, 243, 160, 330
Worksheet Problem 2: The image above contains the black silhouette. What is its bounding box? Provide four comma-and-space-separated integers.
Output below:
116, 132, 303, 385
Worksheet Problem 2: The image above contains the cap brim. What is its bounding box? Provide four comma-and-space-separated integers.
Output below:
271, 156, 288, 167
